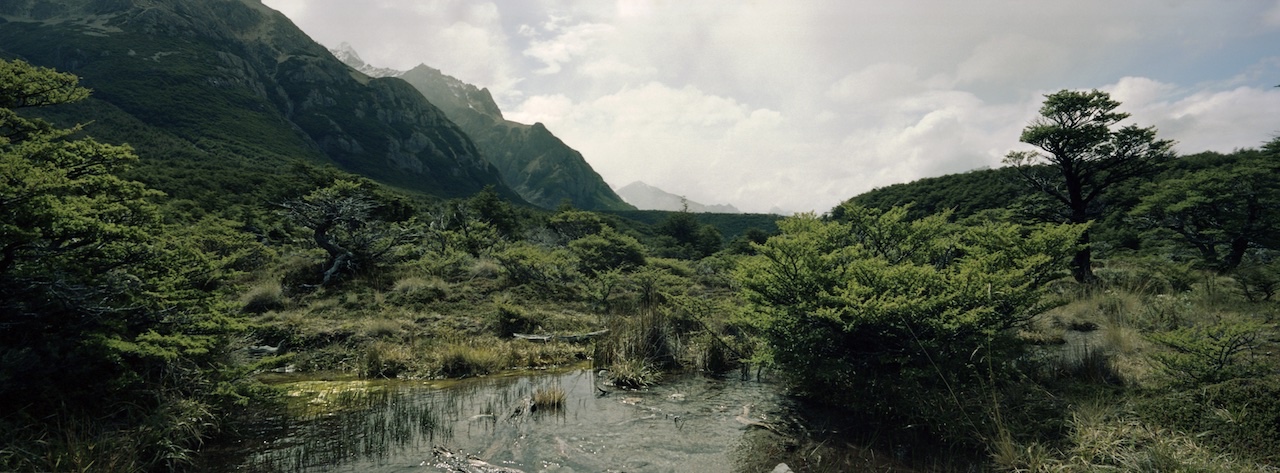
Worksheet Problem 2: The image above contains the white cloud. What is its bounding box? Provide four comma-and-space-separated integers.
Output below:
262, 0, 1280, 213
522, 21, 615, 74
1105, 78, 1280, 154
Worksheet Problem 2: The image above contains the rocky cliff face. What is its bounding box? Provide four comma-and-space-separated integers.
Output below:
393, 63, 634, 211
0, 0, 520, 201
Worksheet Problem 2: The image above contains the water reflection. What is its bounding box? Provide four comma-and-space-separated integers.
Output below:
213, 368, 800, 473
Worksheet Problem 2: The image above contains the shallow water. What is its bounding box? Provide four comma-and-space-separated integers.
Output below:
206, 368, 807, 473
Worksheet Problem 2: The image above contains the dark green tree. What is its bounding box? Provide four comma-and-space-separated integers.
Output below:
1005, 89, 1174, 282
1, 59, 247, 470
655, 210, 722, 259
469, 185, 521, 239
569, 226, 647, 275
1130, 141, 1280, 272
282, 180, 418, 286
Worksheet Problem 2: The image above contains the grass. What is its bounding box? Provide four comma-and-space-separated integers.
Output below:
1000, 267, 1280, 471
531, 385, 566, 411
239, 280, 286, 314
242, 243, 1277, 471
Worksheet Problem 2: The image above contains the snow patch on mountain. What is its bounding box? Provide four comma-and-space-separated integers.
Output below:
330, 42, 403, 78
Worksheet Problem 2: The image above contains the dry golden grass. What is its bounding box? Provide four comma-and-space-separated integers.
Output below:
531, 385, 566, 411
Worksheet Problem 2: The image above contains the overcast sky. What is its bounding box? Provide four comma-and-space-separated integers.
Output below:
261, 0, 1280, 214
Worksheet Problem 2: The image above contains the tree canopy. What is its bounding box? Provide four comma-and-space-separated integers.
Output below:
1005, 89, 1174, 282
1, 59, 250, 470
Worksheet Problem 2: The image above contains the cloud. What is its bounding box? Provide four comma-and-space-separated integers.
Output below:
262, 1, 1280, 213
1264, 0, 1280, 27
955, 34, 1069, 86
261, 0, 522, 100
522, 21, 615, 74
1105, 76, 1280, 153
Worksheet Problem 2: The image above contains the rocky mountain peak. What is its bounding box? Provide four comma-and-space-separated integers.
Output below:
329, 42, 403, 78
329, 44, 633, 211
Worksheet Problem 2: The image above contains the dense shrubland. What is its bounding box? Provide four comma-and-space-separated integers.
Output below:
2, 60, 1277, 472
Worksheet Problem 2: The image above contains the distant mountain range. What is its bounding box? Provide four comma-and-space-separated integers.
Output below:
615, 181, 741, 213
0, 0, 631, 211
330, 44, 633, 211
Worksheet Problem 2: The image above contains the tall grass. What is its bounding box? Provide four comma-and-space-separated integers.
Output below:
595, 309, 682, 388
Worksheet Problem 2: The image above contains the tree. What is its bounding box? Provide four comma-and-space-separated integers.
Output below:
1005, 89, 1174, 282
469, 185, 521, 239
1130, 142, 1280, 272
569, 226, 647, 275
282, 180, 418, 286
655, 210, 722, 259
1, 59, 247, 470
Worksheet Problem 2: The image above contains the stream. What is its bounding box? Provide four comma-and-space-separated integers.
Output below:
202, 367, 839, 473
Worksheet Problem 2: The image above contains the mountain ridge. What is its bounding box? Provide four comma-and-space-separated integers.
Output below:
0, 0, 524, 203
329, 45, 634, 211
615, 181, 741, 213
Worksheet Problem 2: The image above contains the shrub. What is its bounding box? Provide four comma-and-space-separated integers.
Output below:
492, 303, 542, 337
531, 386, 566, 412
1235, 260, 1279, 302
736, 205, 1082, 428
1138, 376, 1280, 464
1148, 320, 1266, 386
568, 227, 647, 275
494, 243, 577, 286
595, 310, 681, 388
468, 258, 501, 280
362, 341, 412, 379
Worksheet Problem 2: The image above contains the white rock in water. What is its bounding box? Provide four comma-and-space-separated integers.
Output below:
770, 463, 794, 473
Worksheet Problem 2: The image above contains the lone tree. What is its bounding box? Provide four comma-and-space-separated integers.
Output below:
1005, 89, 1174, 282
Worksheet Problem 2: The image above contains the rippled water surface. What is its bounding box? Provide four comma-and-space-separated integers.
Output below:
206, 368, 813, 472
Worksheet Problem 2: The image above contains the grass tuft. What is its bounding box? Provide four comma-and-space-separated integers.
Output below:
531, 386, 566, 412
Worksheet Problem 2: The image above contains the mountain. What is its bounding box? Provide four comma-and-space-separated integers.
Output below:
368, 58, 634, 211
0, 0, 522, 204
329, 42, 403, 79
615, 181, 741, 213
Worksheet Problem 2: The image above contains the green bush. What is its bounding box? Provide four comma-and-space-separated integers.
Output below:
361, 341, 412, 379
569, 227, 647, 275
494, 243, 577, 286
492, 303, 542, 337
1138, 376, 1280, 463
1148, 320, 1267, 386
1235, 260, 1279, 302
736, 204, 1082, 426
240, 280, 286, 314
437, 343, 504, 377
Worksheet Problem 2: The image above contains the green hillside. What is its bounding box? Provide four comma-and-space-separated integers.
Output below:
0, 0, 523, 207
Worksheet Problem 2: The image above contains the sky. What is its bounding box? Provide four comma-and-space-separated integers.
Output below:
261, 0, 1280, 214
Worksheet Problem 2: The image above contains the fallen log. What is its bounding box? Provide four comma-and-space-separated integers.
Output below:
512, 329, 609, 342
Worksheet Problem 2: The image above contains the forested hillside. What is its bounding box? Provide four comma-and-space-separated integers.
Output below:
0, 0, 523, 208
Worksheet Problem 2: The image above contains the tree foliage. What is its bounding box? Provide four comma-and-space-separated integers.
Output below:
281, 180, 419, 286
737, 204, 1082, 419
1005, 89, 1174, 282
0, 59, 249, 469
1130, 140, 1280, 272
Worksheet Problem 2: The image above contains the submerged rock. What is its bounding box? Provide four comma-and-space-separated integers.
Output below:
429, 446, 525, 473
